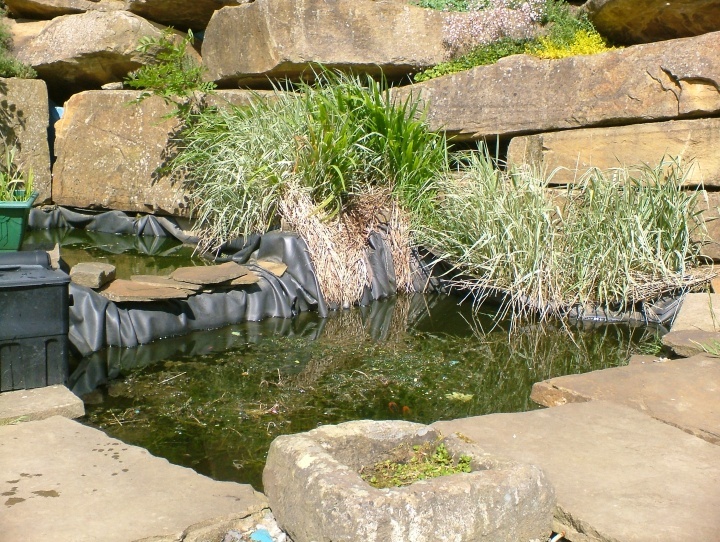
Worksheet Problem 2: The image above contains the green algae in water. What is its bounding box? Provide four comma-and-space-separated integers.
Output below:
82, 294, 664, 491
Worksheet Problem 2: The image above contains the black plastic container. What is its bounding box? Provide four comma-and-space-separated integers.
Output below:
0, 264, 70, 392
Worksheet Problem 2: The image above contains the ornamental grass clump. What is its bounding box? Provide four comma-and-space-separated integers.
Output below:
169, 71, 446, 305
415, 150, 710, 321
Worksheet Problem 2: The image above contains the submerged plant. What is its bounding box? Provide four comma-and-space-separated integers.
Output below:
415, 149, 710, 320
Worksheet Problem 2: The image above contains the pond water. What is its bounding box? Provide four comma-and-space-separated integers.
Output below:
26, 229, 664, 491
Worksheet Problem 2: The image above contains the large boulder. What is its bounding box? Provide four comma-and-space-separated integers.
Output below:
14, 11, 182, 99
0, 78, 52, 204
263, 420, 555, 542
125, 0, 248, 30
52, 89, 268, 215
4, 0, 244, 29
3, 0, 122, 20
202, 0, 449, 87
395, 31, 720, 142
5, 18, 50, 49
507, 118, 720, 186
585, 0, 720, 45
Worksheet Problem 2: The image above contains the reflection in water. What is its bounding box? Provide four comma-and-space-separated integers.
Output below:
81, 294, 664, 491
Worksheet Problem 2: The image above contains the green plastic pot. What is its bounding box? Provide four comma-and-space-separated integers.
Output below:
0, 191, 38, 252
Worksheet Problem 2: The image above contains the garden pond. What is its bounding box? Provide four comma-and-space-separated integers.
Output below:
24, 229, 665, 491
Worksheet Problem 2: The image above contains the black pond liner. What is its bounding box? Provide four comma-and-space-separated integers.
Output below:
29, 207, 682, 360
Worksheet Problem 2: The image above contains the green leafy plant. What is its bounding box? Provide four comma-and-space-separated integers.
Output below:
413, 0, 471, 11
360, 440, 472, 489
125, 28, 215, 119
0, 147, 34, 201
416, 150, 709, 320
170, 71, 446, 248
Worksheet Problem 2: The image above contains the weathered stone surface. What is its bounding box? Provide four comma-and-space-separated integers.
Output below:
507, 118, 720, 186
0, 385, 84, 423
695, 191, 720, 261
396, 31, 720, 141
51, 89, 269, 215
70, 261, 116, 288
0, 415, 268, 541
586, 0, 720, 45
530, 355, 720, 444
4, 0, 122, 20
229, 271, 260, 286
99, 278, 193, 302
52, 90, 186, 214
6, 18, 50, 49
671, 292, 720, 332
203, 0, 449, 87
170, 261, 249, 285
0, 77, 52, 204
434, 401, 720, 542
263, 420, 555, 542
126, 0, 248, 30
15, 11, 171, 98
256, 259, 287, 277
131, 274, 202, 291
661, 329, 720, 357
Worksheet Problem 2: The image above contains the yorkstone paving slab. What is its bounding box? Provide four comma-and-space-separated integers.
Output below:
130, 274, 203, 291
170, 261, 249, 285
433, 401, 720, 542
256, 259, 287, 277
0, 385, 83, 424
670, 293, 720, 332
70, 261, 116, 289
661, 329, 720, 357
99, 279, 193, 302
0, 416, 268, 542
530, 355, 720, 444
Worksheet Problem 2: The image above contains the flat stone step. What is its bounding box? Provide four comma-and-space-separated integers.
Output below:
433, 401, 720, 542
0, 416, 268, 542
670, 293, 720, 332
0, 385, 84, 424
530, 354, 720, 445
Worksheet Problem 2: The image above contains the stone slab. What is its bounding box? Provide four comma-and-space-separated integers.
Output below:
170, 261, 249, 285
395, 31, 720, 141
0, 416, 268, 542
506, 118, 720, 187
256, 259, 287, 277
0, 385, 83, 424
70, 261, 116, 289
530, 355, 720, 444
229, 271, 260, 286
433, 401, 720, 542
586, 0, 720, 45
99, 278, 193, 302
661, 329, 720, 357
130, 274, 202, 291
670, 292, 720, 332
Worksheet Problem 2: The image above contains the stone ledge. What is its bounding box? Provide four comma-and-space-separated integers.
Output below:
0, 385, 84, 424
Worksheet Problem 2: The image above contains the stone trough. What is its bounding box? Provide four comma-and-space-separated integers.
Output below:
262, 420, 555, 542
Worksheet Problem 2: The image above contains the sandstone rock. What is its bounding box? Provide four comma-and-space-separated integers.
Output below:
434, 401, 720, 541
203, 0, 449, 87
661, 330, 720, 357
52, 90, 185, 214
229, 272, 260, 286
263, 420, 555, 542
586, 0, 720, 45
15, 11, 173, 98
0, 77, 52, 204
507, 118, 720, 186
130, 274, 202, 291
395, 31, 720, 141
0, 385, 84, 423
530, 355, 720, 444
99, 278, 194, 301
69, 261, 116, 288
256, 259, 287, 277
170, 261, 249, 285
126, 0, 248, 30
695, 191, 720, 261
670, 292, 720, 332
52, 89, 270, 215
6, 18, 50, 49
4, 0, 122, 20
